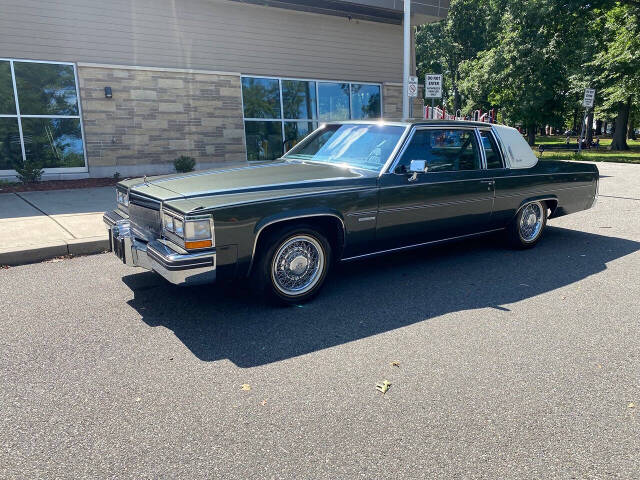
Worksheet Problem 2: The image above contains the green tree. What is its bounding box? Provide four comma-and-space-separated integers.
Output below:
416, 0, 495, 112
590, 3, 640, 150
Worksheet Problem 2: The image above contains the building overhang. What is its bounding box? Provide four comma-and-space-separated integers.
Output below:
229, 0, 448, 25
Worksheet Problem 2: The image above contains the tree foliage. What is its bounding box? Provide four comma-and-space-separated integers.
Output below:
416, 0, 640, 148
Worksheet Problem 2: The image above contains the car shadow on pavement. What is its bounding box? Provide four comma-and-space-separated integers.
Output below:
123, 226, 639, 368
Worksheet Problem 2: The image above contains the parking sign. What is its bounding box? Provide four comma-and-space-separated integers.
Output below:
583, 88, 596, 108
408, 76, 418, 98
425, 74, 442, 98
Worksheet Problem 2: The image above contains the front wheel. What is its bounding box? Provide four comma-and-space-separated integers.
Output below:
254, 226, 332, 304
506, 201, 547, 249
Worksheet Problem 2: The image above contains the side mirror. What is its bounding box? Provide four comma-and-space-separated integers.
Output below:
409, 159, 427, 173
408, 159, 427, 181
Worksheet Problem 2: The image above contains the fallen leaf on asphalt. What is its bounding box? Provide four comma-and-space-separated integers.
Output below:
135, 397, 141, 402
261, 399, 267, 406
629, 402, 635, 409
597, 364, 603, 369
241, 384, 251, 391
376, 380, 391, 394
390, 361, 400, 368
50, 258, 63, 263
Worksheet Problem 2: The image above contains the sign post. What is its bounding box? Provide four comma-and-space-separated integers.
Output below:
425, 74, 442, 117
578, 88, 596, 153
407, 75, 418, 118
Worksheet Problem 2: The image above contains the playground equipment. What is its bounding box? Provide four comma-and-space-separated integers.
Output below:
424, 106, 496, 123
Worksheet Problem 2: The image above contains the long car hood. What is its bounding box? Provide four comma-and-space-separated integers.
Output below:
121, 161, 377, 211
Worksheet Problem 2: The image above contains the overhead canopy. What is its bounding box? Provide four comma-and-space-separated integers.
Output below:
229, 0, 449, 25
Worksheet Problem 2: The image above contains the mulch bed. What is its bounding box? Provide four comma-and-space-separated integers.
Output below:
0, 177, 120, 193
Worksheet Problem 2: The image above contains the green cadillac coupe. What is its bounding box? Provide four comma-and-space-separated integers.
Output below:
104, 120, 598, 303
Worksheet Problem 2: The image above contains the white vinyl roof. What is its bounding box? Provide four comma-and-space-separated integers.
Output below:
492, 125, 539, 169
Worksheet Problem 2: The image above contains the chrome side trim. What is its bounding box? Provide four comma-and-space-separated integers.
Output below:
248, 213, 346, 274
378, 196, 493, 213
340, 228, 505, 262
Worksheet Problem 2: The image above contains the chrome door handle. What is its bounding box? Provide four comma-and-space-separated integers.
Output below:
480, 180, 495, 184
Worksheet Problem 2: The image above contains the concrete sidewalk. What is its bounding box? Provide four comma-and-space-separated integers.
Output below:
0, 187, 115, 266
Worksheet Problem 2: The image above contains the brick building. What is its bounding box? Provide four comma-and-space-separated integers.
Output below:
0, 0, 448, 181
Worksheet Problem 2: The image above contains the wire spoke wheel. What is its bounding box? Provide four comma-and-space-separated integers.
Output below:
519, 202, 544, 242
271, 234, 325, 296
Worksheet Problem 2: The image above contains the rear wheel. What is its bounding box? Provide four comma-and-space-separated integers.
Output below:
507, 201, 547, 248
254, 225, 332, 304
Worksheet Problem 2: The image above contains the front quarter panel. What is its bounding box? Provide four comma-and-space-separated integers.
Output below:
209, 184, 379, 279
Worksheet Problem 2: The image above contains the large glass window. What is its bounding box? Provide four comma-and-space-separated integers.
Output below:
241, 76, 382, 161
0, 118, 21, 170
0, 61, 16, 114
241, 77, 280, 119
14, 62, 79, 116
0, 59, 86, 172
22, 118, 85, 167
397, 129, 481, 173
351, 84, 381, 120
245, 121, 283, 161
282, 80, 316, 120
318, 82, 350, 121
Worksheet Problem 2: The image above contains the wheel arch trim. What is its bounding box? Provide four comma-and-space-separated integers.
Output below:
514, 195, 558, 219
248, 211, 346, 275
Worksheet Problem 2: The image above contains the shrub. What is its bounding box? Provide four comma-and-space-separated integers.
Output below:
15, 161, 44, 184
173, 156, 196, 173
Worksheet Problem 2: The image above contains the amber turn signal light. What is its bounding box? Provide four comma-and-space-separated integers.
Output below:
184, 240, 213, 250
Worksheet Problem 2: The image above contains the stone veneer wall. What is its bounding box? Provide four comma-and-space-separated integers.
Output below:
78, 65, 247, 178
383, 83, 425, 119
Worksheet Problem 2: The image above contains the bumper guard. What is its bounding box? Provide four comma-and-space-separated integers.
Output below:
103, 210, 216, 285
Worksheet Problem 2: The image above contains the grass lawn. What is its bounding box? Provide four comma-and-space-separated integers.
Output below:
535, 135, 640, 164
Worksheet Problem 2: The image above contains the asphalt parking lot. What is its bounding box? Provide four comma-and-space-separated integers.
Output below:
1, 162, 639, 479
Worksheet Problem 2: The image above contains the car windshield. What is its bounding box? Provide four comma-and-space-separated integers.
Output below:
283, 123, 406, 171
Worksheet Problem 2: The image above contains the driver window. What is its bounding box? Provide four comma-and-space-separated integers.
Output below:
396, 129, 481, 173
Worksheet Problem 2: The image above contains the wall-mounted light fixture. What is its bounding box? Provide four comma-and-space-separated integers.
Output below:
104, 86, 112, 99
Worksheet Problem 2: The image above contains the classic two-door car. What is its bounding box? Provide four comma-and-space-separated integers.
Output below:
104, 120, 598, 303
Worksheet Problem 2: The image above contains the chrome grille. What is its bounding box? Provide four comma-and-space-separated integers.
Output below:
129, 193, 162, 240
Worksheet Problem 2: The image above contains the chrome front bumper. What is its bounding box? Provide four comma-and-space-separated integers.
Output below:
103, 210, 216, 285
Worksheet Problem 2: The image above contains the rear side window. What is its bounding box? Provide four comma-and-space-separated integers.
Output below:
396, 128, 481, 173
480, 130, 503, 169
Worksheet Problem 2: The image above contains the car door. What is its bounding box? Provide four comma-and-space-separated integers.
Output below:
376, 126, 495, 250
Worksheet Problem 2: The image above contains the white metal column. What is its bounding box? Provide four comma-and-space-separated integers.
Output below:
402, 0, 411, 120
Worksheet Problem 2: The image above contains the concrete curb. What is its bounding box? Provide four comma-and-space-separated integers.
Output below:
0, 236, 109, 266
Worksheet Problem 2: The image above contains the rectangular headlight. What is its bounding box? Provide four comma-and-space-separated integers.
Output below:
116, 190, 129, 207
163, 212, 174, 233
184, 218, 213, 249
185, 219, 210, 240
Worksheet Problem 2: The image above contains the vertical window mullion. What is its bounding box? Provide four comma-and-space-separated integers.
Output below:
349, 83, 353, 120
315, 82, 320, 122
72, 62, 88, 169
279, 79, 285, 147
9, 60, 26, 163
